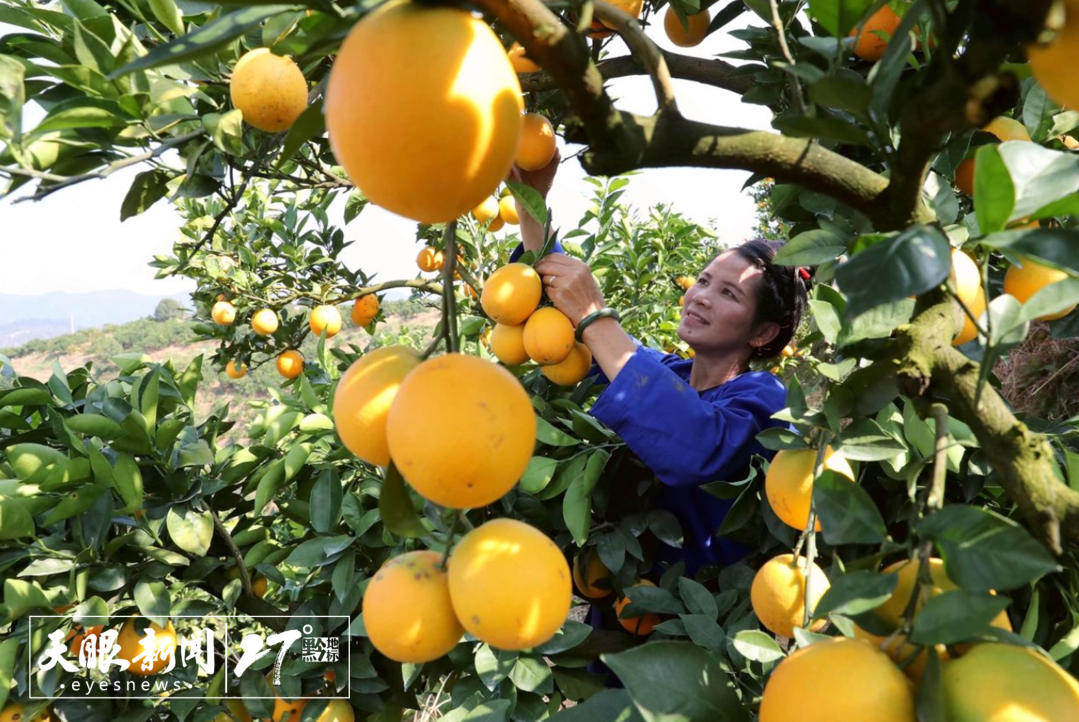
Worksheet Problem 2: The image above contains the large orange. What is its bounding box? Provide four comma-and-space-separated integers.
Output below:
764, 447, 855, 531
1004, 256, 1078, 321
417, 247, 443, 272
226, 360, 247, 379
759, 638, 916, 722
874, 557, 1012, 634
664, 7, 711, 47
941, 643, 1079, 721
309, 305, 342, 338
472, 196, 500, 225
523, 307, 574, 365
572, 550, 611, 599
115, 616, 178, 676
448, 518, 572, 650
489, 323, 530, 366
481, 263, 542, 325
498, 195, 519, 225
212, 300, 236, 326
363, 550, 464, 663
325, 2, 523, 223
541, 342, 592, 386
516, 113, 557, 171
614, 580, 661, 635
953, 286, 986, 345
276, 350, 304, 380
950, 249, 981, 308
849, 6, 902, 62
750, 553, 830, 638
251, 308, 279, 336
1029, 0, 1079, 110
351, 295, 379, 326
333, 346, 420, 467
230, 48, 308, 132
386, 354, 536, 508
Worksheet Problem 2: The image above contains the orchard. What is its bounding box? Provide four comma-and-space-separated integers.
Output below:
2, 0, 1079, 719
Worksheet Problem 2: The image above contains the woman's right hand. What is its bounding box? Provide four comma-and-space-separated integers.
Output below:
508, 147, 561, 199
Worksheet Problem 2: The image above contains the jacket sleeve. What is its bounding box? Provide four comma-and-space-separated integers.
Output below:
509, 239, 564, 263
589, 349, 786, 488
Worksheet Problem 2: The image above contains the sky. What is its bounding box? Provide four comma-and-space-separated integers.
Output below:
0, 12, 773, 300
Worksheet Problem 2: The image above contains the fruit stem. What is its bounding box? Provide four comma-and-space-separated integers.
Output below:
801, 432, 831, 629
439, 511, 461, 572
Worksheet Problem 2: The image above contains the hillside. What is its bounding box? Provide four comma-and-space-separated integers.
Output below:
0, 290, 190, 346
1, 299, 440, 433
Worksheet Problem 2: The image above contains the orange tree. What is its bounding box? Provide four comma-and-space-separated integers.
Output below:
3, 0, 1079, 719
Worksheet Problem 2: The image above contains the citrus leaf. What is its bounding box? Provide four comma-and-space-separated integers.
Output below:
379, 463, 426, 538
814, 570, 897, 617
910, 590, 1010, 645
813, 471, 887, 545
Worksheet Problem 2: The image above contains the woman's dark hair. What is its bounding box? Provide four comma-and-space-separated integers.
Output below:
730, 239, 811, 360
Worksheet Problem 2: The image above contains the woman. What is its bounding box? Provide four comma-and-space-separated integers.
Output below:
509, 153, 809, 578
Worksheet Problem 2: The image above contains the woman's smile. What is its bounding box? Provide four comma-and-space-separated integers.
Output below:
684, 307, 709, 326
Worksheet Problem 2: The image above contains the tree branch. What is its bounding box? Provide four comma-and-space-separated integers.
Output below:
209, 505, 254, 597
592, 1, 679, 115
518, 49, 754, 96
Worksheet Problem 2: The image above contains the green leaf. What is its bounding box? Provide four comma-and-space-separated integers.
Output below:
0, 55, 26, 141
475, 644, 517, 690
509, 656, 554, 694
134, 579, 170, 626
1016, 277, 1079, 325
380, 464, 427, 538
74, 596, 109, 628
619, 586, 686, 616
918, 506, 1060, 591
835, 225, 952, 318
680, 614, 727, 653
3, 579, 51, 620
814, 570, 898, 617
520, 456, 558, 494
547, 690, 643, 722
343, 189, 368, 224
0, 637, 19, 712
110, 5, 302, 78
979, 228, 1079, 274
277, 99, 323, 168
564, 449, 610, 545
772, 112, 870, 145
148, 0, 184, 35
113, 453, 144, 514
836, 418, 907, 461
910, 590, 1011, 645
773, 229, 848, 266
534, 621, 592, 655
837, 299, 915, 347
43, 486, 105, 525
807, 0, 874, 37
310, 468, 342, 534
284, 535, 353, 567
67, 413, 123, 439
121, 169, 171, 221
506, 181, 548, 228
204, 109, 244, 155
32, 99, 128, 134
973, 145, 1015, 234
603, 641, 747, 722
536, 417, 577, 446
7, 443, 67, 483
166, 506, 212, 557
813, 471, 887, 545
999, 142, 1079, 221
0, 497, 34, 540
731, 629, 785, 663
677, 577, 718, 619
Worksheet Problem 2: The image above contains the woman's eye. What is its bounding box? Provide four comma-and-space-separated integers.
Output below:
723, 288, 735, 298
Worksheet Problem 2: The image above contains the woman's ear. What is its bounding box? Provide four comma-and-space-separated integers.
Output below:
750, 322, 782, 353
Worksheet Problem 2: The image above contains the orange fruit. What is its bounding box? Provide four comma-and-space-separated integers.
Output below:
333, 346, 420, 467
68, 625, 104, 657
678, 295, 685, 307
276, 350, 304, 380
664, 7, 711, 47
541, 342, 592, 385
351, 294, 379, 327
1029, 0, 1079, 111
417, 246, 441, 272
115, 616, 178, 676
473, 196, 500, 225
486, 214, 505, 233
251, 308, 279, 336
750, 554, 830, 638
852, 626, 950, 684
523, 307, 574, 365
230, 48, 308, 132
516, 113, 557, 171
363, 550, 464, 662
764, 447, 855, 531
212, 300, 236, 326
953, 286, 986, 345
615, 580, 660, 635
271, 697, 307, 722
448, 518, 572, 650
0, 703, 51, 722
462, 283, 479, 299
849, 6, 902, 62
572, 550, 611, 599
759, 638, 916, 722
950, 249, 981, 308
955, 157, 976, 196
1004, 256, 1078, 321
507, 42, 540, 73
941, 643, 1079, 721
226, 360, 247, 379
481, 263, 542, 325
252, 576, 269, 598
310, 304, 343, 338
310, 699, 353, 722
489, 323, 530, 365
498, 195, 519, 225
386, 353, 536, 508
875, 557, 1012, 634
675, 275, 694, 290
324, 2, 523, 223
597, 0, 644, 30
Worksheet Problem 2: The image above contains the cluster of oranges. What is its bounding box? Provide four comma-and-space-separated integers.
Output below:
212, 295, 380, 381
572, 550, 661, 635
480, 263, 593, 386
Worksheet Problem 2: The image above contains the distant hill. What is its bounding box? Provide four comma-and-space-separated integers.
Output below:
0, 290, 190, 348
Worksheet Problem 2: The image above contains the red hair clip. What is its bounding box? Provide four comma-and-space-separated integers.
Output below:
797, 267, 811, 280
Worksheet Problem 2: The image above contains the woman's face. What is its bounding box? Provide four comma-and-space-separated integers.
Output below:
677, 250, 778, 356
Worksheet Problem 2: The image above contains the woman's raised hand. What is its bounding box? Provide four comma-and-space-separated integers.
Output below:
536, 253, 606, 327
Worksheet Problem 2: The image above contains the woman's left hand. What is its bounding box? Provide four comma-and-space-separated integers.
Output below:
535, 254, 606, 326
